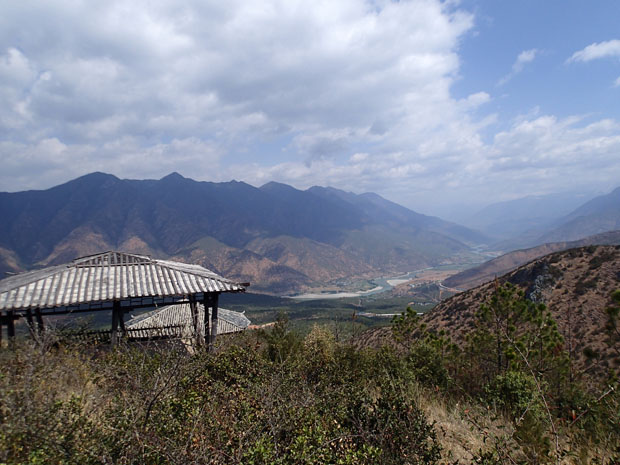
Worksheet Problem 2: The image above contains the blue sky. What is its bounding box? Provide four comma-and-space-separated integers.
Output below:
0, 0, 619, 216
455, 1, 620, 128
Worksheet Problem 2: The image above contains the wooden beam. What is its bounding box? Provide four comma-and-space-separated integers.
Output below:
5, 289, 246, 320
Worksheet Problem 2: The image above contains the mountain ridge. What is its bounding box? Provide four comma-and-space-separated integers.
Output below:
357, 245, 620, 379
444, 230, 620, 290
536, 187, 620, 244
0, 172, 487, 293
490, 187, 620, 251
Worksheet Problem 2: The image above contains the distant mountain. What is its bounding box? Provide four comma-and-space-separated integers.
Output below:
536, 187, 620, 243
465, 192, 595, 240
443, 230, 620, 290
488, 187, 620, 252
0, 172, 486, 293
308, 187, 488, 246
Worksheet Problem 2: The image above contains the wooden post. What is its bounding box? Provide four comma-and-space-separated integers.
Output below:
26, 309, 36, 339
203, 294, 211, 348
209, 293, 219, 353
35, 308, 44, 335
7, 311, 15, 348
111, 301, 120, 346
118, 304, 126, 339
189, 296, 199, 346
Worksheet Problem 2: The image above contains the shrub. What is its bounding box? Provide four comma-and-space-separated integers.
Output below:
406, 341, 450, 389
260, 312, 302, 363
484, 371, 543, 423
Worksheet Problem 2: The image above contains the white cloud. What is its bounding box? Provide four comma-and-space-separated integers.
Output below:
488, 115, 620, 192
614, 76, 620, 87
568, 39, 620, 63
514, 49, 538, 71
0, 0, 476, 191
220, 112, 620, 210
498, 48, 538, 86
462, 91, 491, 108
0, 135, 222, 191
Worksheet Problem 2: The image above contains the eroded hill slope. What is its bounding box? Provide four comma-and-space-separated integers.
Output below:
427, 245, 620, 376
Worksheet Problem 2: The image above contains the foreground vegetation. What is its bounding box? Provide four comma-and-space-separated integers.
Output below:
1, 286, 619, 464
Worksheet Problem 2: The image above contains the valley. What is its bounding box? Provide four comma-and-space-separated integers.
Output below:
220, 262, 479, 335
289, 263, 472, 300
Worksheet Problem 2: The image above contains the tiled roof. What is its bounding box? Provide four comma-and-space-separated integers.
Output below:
0, 251, 245, 311
127, 303, 251, 336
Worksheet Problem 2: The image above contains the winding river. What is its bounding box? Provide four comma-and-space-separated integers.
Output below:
288, 268, 432, 301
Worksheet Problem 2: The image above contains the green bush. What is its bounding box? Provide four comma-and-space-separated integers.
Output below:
260, 312, 302, 363
406, 341, 450, 389
484, 371, 543, 423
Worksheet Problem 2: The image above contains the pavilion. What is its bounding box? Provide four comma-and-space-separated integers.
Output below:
0, 251, 247, 350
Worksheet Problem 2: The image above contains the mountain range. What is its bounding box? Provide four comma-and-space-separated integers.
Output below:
463, 187, 620, 249
0, 172, 487, 293
536, 187, 620, 244
463, 191, 595, 240
2, 173, 619, 294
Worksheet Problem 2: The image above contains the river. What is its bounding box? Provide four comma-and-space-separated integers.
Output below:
288, 268, 432, 301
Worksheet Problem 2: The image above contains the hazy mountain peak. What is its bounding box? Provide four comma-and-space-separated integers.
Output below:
160, 172, 186, 182
71, 172, 119, 184
52, 172, 121, 193
259, 181, 301, 193
308, 185, 349, 194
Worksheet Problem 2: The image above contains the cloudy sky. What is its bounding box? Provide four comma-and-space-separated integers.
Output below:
1, 0, 619, 215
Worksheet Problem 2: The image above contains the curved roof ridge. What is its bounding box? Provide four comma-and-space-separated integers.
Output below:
73, 251, 153, 266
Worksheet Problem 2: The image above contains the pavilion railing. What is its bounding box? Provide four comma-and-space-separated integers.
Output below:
59, 325, 186, 343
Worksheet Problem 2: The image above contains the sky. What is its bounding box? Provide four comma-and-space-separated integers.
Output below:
1, 0, 619, 216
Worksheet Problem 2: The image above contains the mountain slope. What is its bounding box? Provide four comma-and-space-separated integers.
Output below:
308, 186, 489, 245
444, 230, 620, 290
426, 245, 620, 376
0, 173, 485, 292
